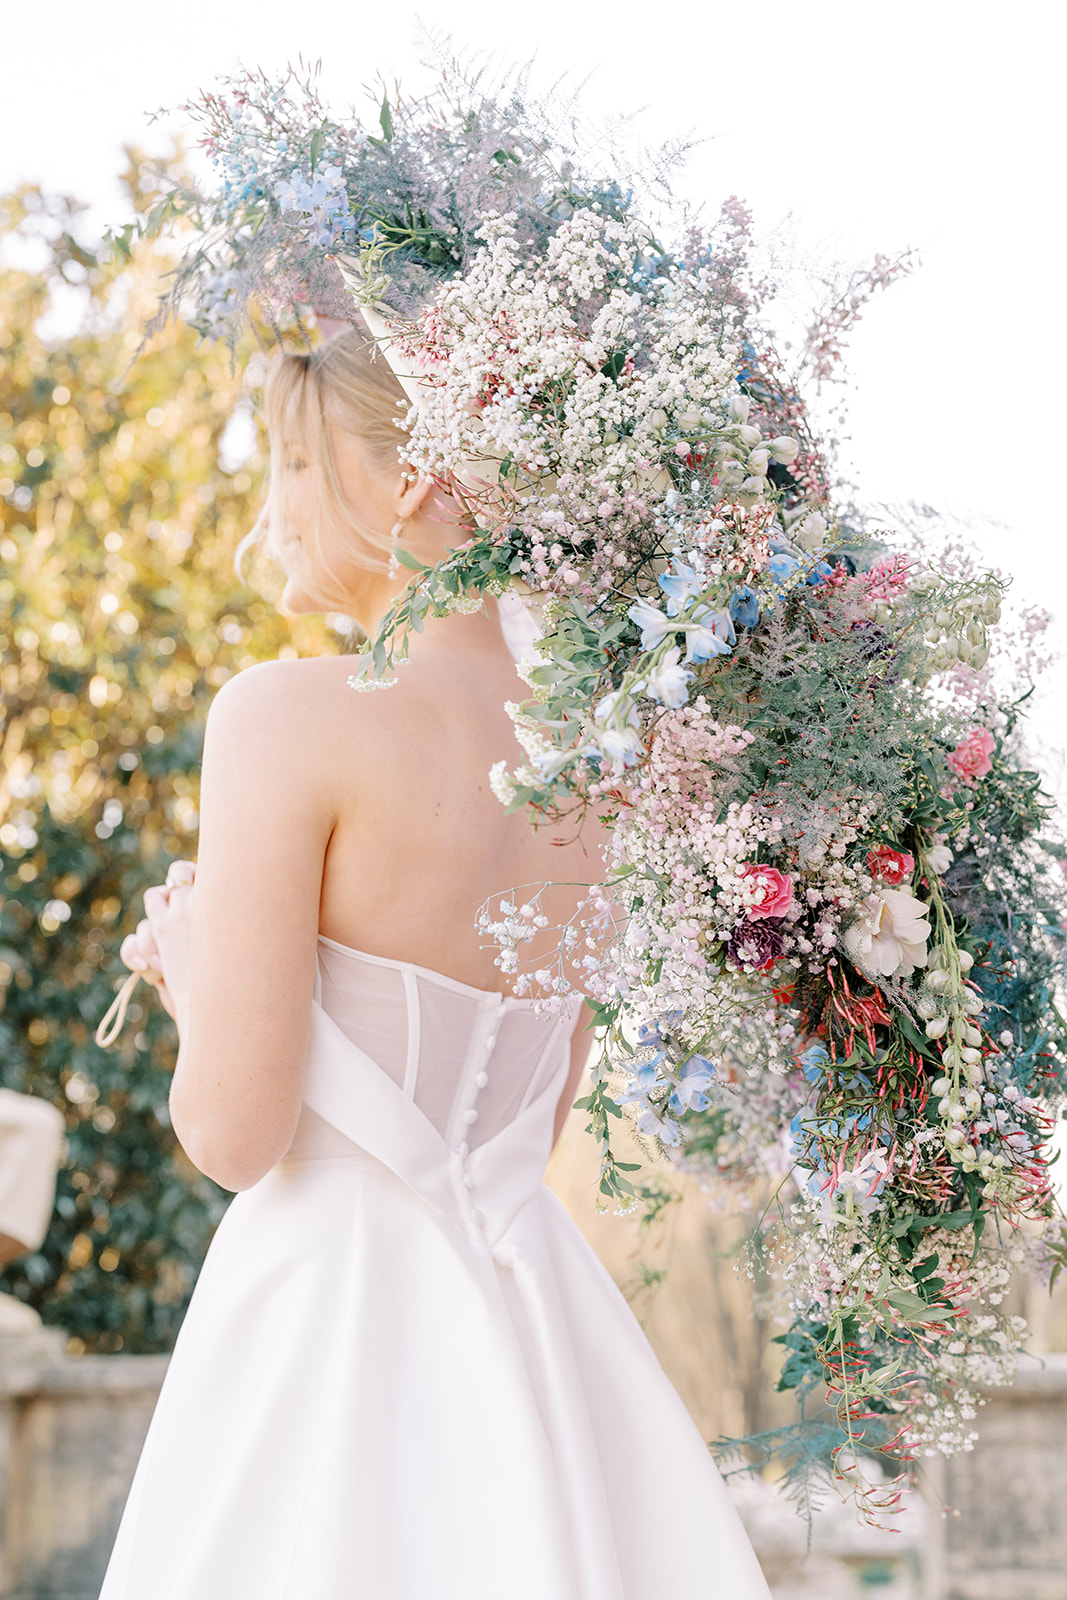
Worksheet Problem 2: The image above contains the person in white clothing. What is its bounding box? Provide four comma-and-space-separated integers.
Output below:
100, 327, 772, 1599
0, 1087, 64, 1332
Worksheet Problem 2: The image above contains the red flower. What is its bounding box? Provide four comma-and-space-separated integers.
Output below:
948, 728, 995, 783
867, 846, 915, 886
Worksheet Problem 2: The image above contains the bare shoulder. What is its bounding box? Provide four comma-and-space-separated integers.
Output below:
206, 655, 382, 744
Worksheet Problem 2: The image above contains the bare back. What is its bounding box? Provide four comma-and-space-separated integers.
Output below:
312, 643, 605, 992
167, 611, 603, 1191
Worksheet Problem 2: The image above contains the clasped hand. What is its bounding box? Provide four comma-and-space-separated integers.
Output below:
120, 860, 196, 1023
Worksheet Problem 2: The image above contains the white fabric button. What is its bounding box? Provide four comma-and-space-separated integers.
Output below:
463, 1108, 478, 1125
474, 1071, 489, 1089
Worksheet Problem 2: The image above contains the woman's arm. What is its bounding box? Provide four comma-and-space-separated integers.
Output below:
552, 1002, 597, 1147
159, 663, 339, 1191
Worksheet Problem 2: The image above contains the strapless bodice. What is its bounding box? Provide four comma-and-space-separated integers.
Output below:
284, 937, 581, 1253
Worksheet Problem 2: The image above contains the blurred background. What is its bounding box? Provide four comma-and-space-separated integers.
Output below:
1, 3, 1065, 1597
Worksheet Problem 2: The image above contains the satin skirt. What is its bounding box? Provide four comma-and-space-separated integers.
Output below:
100, 1147, 770, 1598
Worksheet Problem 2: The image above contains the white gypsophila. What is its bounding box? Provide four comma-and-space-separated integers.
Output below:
402, 210, 749, 542
771, 1209, 1046, 1460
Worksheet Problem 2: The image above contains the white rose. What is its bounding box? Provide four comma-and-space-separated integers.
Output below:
843, 889, 931, 978
926, 835, 954, 875
791, 511, 828, 551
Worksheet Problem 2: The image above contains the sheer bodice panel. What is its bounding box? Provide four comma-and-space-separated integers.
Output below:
285, 936, 575, 1161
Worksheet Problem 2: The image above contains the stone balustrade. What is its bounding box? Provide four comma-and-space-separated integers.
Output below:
0, 1331, 165, 1600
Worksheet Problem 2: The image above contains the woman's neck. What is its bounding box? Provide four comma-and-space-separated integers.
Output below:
354, 495, 513, 662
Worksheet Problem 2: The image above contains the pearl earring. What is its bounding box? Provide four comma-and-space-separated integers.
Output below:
387, 518, 404, 579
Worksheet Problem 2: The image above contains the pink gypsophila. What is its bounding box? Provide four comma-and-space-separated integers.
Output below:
738, 864, 794, 919
867, 846, 915, 886
948, 728, 995, 782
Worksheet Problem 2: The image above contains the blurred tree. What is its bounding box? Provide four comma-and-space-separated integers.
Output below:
0, 155, 332, 1353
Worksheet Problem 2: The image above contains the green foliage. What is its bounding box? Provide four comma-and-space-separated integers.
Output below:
0, 169, 331, 1351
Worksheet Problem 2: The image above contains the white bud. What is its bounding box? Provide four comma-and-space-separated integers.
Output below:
964, 1024, 982, 1046
746, 448, 769, 476
966, 619, 986, 645
739, 424, 762, 447
961, 991, 984, 1015
970, 644, 990, 669
958, 951, 974, 971
945, 1126, 966, 1147
925, 1016, 949, 1040
767, 436, 800, 465
728, 394, 750, 423
961, 1047, 982, 1065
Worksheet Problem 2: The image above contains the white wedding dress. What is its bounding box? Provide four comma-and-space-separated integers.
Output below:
100, 935, 771, 1598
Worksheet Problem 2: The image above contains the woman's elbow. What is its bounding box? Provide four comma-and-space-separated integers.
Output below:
169, 1099, 293, 1192
172, 1123, 273, 1192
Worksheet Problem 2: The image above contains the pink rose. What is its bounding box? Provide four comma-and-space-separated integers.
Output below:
948, 728, 995, 783
867, 846, 915, 886
738, 864, 794, 920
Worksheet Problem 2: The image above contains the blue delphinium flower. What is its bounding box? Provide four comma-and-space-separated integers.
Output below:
729, 585, 760, 629
274, 166, 355, 248
667, 1054, 717, 1115
617, 1062, 662, 1106
628, 598, 676, 652
767, 552, 799, 588
798, 1043, 830, 1081
684, 607, 734, 663
657, 558, 705, 617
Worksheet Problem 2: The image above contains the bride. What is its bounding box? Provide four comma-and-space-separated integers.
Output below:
100, 325, 771, 1598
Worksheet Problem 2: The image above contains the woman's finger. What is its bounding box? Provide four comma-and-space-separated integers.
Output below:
143, 884, 171, 922
133, 918, 163, 961
165, 860, 197, 890
119, 934, 151, 973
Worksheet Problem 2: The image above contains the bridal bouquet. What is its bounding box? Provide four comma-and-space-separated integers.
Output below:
146, 61, 1067, 1516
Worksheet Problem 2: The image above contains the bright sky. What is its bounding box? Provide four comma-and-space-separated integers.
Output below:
4, 0, 1065, 773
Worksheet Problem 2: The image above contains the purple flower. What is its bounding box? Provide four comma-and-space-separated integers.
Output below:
727, 917, 785, 973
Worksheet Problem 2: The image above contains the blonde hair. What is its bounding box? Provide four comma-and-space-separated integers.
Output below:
245, 325, 412, 606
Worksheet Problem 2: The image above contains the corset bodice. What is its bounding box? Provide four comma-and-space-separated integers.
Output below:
285, 937, 581, 1253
